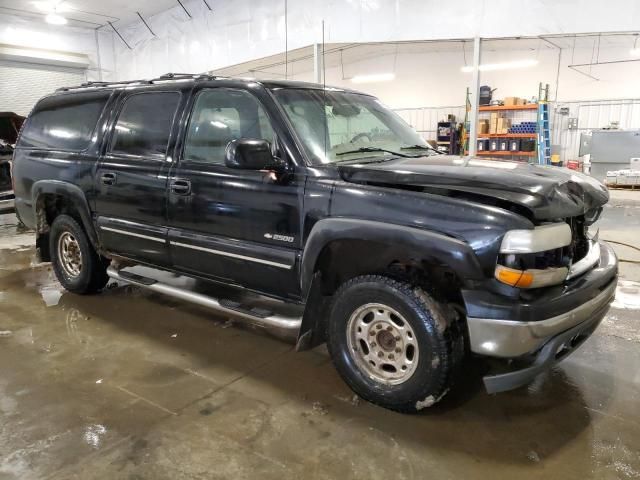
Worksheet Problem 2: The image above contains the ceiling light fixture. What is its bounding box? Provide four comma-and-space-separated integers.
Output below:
33, 1, 69, 12
350, 73, 395, 84
461, 59, 539, 73
45, 13, 68, 24
34, 1, 69, 24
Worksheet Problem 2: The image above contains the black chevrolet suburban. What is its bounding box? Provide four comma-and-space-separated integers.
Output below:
11, 74, 617, 412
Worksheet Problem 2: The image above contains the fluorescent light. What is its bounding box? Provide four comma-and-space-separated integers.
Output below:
461, 59, 539, 73
45, 13, 67, 24
36, 1, 69, 24
631, 48, 640, 56
350, 73, 395, 84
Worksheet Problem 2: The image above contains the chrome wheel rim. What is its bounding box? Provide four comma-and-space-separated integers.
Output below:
58, 231, 82, 278
346, 303, 419, 385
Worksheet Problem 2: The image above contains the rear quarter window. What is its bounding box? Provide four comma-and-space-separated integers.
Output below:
18, 91, 111, 151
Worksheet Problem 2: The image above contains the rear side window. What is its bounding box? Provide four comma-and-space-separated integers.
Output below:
18, 91, 111, 151
110, 92, 180, 158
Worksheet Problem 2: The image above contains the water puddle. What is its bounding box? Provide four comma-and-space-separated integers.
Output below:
612, 280, 640, 310
0, 233, 34, 250
39, 285, 63, 307
83, 424, 108, 449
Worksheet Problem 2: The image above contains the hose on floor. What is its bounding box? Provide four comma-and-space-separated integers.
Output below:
603, 239, 640, 264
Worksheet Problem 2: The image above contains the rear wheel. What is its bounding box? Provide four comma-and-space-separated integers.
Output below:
50, 215, 109, 294
327, 275, 464, 413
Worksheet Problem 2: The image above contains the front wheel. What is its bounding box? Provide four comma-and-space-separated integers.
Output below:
49, 215, 109, 294
327, 275, 464, 413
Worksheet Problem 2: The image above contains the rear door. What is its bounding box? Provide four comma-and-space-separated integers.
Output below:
167, 86, 305, 300
94, 89, 183, 266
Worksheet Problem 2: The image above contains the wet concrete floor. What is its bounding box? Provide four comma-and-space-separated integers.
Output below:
1, 191, 639, 479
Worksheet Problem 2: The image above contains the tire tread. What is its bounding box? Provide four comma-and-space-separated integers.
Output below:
50, 215, 109, 294
327, 274, 464, 413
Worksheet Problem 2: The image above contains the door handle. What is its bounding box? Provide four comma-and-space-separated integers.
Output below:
101, 172, 117, 186
170, 179, 191, 195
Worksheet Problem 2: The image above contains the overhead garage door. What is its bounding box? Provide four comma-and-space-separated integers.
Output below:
0, 61, 86, 116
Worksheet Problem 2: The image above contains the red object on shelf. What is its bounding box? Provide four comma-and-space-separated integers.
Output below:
566, 160, 580, 170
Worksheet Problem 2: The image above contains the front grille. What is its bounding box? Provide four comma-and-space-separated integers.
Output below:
566, 216, 589, 263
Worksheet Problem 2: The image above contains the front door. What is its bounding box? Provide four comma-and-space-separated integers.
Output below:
94, 90, 182, 266
167, 87, 304, 300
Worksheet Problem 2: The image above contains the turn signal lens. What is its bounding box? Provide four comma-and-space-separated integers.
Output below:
495, 265, 569, 288
495, 265, 534, 288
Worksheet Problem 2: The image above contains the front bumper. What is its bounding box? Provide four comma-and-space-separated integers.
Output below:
463, 240, 618, 393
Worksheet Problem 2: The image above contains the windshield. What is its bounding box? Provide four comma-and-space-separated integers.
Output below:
271, 88, 434, 164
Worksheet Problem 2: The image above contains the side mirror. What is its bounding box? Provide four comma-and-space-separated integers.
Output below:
225, 138, 285, 171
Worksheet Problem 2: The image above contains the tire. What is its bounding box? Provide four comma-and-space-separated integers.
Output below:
327, 275, 464, 413
49, 214, 109, 294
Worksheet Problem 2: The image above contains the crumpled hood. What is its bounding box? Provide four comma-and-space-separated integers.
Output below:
338, 155, 609, 220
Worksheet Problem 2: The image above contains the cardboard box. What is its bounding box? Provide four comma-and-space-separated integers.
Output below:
504, 97, 519, 106
496, 117, 511, 134
478, 119, 490, 134
489, 113, 502, 134
516, 98, 526, 105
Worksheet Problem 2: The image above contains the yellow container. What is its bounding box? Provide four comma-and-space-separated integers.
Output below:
551, 154, 561, 164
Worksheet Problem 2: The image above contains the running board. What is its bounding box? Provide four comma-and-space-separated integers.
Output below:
106, 267, 302, 339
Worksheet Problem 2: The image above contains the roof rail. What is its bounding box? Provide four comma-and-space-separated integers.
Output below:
56, 78, 153, 92
157, 72, 210, 79
56, 73, 220, 92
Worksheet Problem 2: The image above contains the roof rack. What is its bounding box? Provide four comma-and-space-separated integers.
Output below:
56, 72, 222, 92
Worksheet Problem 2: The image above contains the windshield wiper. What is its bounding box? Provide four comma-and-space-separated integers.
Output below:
335, 147, 415, 158
400, 144, 442, 154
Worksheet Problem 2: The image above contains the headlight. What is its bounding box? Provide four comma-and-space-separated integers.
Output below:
496, 223, 572, 288
500, 223, 571, 253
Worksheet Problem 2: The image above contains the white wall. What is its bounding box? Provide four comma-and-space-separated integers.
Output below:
286, 43, 640, 108
0, 13, 115, 82
0, 62, 85, 116
112, 0, 640, 81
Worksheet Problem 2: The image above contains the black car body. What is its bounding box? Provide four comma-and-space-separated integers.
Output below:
11, 74, 617, 412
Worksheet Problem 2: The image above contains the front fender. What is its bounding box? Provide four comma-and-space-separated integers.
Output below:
300, 218, 485, 297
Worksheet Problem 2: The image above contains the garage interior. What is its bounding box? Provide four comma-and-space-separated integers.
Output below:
1, 1, 640, 479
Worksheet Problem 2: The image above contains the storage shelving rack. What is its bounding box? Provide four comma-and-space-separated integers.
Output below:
475, 103, 538, 159
436, 120, 458, 154
466, 84, 551, 162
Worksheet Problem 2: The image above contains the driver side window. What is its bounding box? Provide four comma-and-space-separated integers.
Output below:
184, 88, 274, 165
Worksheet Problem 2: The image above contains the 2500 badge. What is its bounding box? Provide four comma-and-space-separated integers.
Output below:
264, 233, 294, 243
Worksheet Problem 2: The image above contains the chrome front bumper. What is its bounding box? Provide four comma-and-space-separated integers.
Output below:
467, 279, 616, 358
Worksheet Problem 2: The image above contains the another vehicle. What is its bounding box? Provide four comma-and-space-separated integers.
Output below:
0, 112, 24, 213
11, 74, 617, 412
